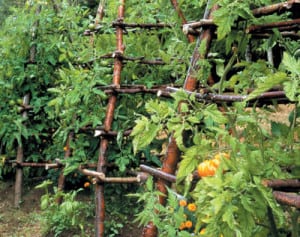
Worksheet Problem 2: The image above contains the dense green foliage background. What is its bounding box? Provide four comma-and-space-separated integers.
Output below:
0, 0, 299, 236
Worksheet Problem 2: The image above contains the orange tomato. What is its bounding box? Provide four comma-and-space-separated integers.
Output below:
83, 182, 90, 188
214, 152, 230, 160
197, 160, 217, 177
209, 158, 220, 168
185, 220, 193, 228
187, 203, 197, 212
179, 199, 187, 207
179, 222, 186, 230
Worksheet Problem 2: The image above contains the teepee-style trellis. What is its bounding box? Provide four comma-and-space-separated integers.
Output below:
6, 1, 300, 237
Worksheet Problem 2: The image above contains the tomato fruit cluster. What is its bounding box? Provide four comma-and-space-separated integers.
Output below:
197, 153, 230, 177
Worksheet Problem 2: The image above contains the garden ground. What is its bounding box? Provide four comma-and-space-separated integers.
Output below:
0, 178, 142, 237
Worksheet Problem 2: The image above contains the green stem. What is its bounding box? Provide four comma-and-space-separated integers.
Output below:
267, 207, 279, 237
288, 105, 297, 151
219, 51, 237, 94
291, 209, 299, 237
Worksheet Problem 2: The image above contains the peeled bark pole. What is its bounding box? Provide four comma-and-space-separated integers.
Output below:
14, 94, 30, 208
95, 1, 125, 236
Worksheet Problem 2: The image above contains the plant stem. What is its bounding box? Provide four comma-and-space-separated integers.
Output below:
291, 209, 299, 237
267, 207, 279, 237
218, 50, 237, 93
288, 105, 297, 151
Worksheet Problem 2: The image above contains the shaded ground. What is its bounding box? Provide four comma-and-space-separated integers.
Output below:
0, 178, 142, 237
0, 180, 43, 237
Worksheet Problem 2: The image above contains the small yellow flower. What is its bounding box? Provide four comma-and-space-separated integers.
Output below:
185, 220, 193, 228
179, 199, 187, 207
187, 203, 197, 212
63, 146, 68, 151
199, 228, 206, 235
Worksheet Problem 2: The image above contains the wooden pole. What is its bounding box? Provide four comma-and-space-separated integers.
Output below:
14, 4, 41, 208
95, 1, 125, 236
14, 94, 30, 208
170, 0, 195, 42
141, 3, 218, 237
252, 0, 300, 17
273, 191, 300, 208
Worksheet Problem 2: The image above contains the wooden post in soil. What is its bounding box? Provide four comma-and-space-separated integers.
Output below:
14, 5, 41, 208
95, 1, 125, 236
14, 94, 30, 208
141, 3, 218, 237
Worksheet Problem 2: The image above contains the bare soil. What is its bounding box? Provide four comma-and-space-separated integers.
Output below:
0, 178, 142, 237
0, 179, 43, 237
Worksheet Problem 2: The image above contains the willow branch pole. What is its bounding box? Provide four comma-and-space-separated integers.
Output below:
251, 31, 300, 39
252, 0, 300, 17
14, 5, 41, 208
90, 0, 106, 48
14, 94, 30, 208
95, 1, 125, 236
184, 4, 218, 90
140, 165, 176, 183
166, 87, 289, 104
141, 3, 218, 237
79, 167, 148, 183
170, 0, 195, 42
273, 191, 300, 208
247, 18, 300, 33
112, 21, 172, 29
262, 179, 300, 191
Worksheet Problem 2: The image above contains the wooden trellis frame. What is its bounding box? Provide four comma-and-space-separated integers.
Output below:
6, 1, 300, 237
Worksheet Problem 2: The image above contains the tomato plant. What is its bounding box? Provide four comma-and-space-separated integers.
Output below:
0, 0, 300, 236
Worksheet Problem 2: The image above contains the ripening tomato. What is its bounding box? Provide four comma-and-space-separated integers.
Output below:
83, 182, 90, 188
179, 199, 187, 207
209, 158, 220, 168
214, 152, 230, 160
184, 220, 193, 228
197, 160, 217, 177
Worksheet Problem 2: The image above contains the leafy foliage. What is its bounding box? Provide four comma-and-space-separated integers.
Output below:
0, 0, 300, 236
36, 180, 94, 237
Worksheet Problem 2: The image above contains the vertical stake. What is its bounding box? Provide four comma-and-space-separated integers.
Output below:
141, 3, 218, 237
95, 1, 125, 236
14, 94, 30, 208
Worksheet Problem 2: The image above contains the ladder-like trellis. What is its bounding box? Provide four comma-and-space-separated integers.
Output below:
8, 1, 300, 237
